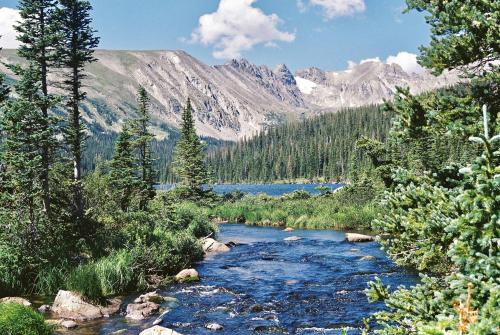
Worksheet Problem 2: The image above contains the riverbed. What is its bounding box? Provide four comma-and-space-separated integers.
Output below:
55, 224, 416, 335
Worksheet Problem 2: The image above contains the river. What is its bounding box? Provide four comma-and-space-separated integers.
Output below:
55, 224, 417, 335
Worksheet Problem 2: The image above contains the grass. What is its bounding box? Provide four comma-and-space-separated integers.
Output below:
211, 186, 379, 231
0, 303, 53, 335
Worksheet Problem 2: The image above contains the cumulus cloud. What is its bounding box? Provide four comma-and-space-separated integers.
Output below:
386, 51, 425, 74
0, 7, 21, 49
347, 52, 425, 74
306, 0, 366, 19
191, 0, 295, 60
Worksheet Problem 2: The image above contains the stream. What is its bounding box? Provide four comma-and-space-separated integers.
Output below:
54, 224, 417, 335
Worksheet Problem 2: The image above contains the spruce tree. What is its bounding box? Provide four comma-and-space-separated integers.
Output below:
173, 98, 209, 199
132, 86, 156, 210
54, 0, 99, 220
15, 0, 59, 215
109, 124, 138, 211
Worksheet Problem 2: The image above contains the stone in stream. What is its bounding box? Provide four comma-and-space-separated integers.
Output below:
125, 301, 161, 320
51, 290, 121, 321
153, 310, 170, 325
202, 238, 231, 253
283, 227, 294, 232
60, 320, 78, 329
284, 236, 301, 241
360, 255, 376, 261
345, 233, 375, 242
134, 291, 164, 304
139, 326, 183, 335
0, 297, 31, 306
38, 304, 51, 313
175, 268, 199, 282
205, 323, 224, 331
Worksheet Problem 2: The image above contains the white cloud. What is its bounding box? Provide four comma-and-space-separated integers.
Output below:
191, 0, 295, 60
347, 52, 425, 74
386, 51, 425, 74
0, 7, 21, 49
307, 0, 366, 19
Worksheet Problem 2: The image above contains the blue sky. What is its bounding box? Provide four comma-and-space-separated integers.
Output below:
0, 0, 430, 72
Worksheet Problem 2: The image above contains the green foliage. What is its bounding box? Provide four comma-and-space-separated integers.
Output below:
208, 105, 392, 183
173, 99, 210, 200
0, 303, 52, 335
211, 185, 378, 231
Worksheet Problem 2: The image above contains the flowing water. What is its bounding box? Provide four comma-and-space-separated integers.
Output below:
54, 224, 417, 335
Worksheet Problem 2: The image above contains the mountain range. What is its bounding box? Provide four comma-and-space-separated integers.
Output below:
0, 49, 460, 141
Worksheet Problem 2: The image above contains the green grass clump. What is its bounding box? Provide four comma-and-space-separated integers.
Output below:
0, 303, 52, 335
211, 185, 380, 231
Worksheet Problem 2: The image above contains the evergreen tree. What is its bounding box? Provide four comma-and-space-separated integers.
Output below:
132, 86, 156, 210
173, 99, 209, 200
109, 124, 138, 211
15, 0, 59, 215
54, 0, 99, 220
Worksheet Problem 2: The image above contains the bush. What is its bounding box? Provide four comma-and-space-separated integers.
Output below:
0, 303, 52, 335
281, 190, 311, 200
65, 263, 103, 303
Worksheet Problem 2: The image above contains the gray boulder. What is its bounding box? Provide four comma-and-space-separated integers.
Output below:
345, 233, 375, 242
175, 268, 199, 283
51, 290, 121, 321
139, 326, 183, 335
0, 297, 31, 306
125, 301, 160, 320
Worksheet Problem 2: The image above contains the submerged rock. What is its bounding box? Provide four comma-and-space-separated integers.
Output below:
202, 238, 231, 253
360, 255, 376, 261
38, 304, 51, 313
61, 320, 78, 329
0, 297, 31, 306
134, 291, 164, 304
345, 233, 375, 242
51, 290, 121, 321
125, 301, 160, 320
175, 268, 199, 282
284, 236, 301, 241
205, 322, 224, 331
139, 326, 183, 335
283, 227, 294, 232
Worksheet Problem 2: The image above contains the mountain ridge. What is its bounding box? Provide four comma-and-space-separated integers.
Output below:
0, 49, 460, 141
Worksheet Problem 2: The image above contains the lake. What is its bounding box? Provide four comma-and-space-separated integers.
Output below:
156, 183, 344, 197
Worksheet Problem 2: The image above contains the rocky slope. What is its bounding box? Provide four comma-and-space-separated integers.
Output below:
0, 50, 459, 141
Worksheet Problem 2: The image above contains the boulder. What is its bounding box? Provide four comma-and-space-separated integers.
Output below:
284, 236, 301, 241
139, 326, 183, 335
202, 238, 230, 253
283, 227, 294, 232
61, 320, 78, 329
360, 255, 376, 261
134, 291, 164, 304
175, 268, 199, 283
345, 233, 375, 242
38, 304, 51, 313
0, 297, 31, 306
206, 323, 224, 331
125, 301, 160, 320
51, 290, 121, 321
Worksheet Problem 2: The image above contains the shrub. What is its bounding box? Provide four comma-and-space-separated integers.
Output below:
65, 263, 103, 303
0, 303, 52, 335
281, 190, 311, 200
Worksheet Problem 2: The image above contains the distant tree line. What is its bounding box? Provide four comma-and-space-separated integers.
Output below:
206, 105, 393, 183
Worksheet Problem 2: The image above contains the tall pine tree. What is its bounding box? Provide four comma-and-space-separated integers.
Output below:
15, 0, 59, 215
54, 0, 100, 220
173, 98, 209, 200
109, 124, 137, 211
132, 86, 156, 210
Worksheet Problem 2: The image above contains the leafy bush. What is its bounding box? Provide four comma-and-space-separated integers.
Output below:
0, 303, 52, 335
281, 190, 311, 200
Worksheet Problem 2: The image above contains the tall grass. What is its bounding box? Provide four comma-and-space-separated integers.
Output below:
211, 187, 379, 231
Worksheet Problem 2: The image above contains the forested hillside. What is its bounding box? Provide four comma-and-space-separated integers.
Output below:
206, 105, 392, 183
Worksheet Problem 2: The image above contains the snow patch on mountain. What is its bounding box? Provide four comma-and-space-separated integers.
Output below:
295, 76, 317, 95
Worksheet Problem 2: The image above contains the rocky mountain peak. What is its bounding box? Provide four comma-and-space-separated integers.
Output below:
274, 64, 296, 86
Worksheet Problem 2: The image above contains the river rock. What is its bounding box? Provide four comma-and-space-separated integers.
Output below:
202, 238, 231, 253
52, 290, 121, 321
206, 323, 224, 331
125, 301, 160, 320
284, 236, 301, 241
360, 255, 376, 261
283, 227, 294, 232
61, 320, 78, 329
345, 233, 375, 242
175, 268, 199, 282
0, 297, 31, 306
139, 326, 183, 335
38, 304, 51, 313
134, 291, 164, 304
